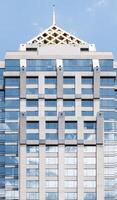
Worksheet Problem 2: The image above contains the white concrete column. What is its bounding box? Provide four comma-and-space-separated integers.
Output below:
59, 145, 64, 200
77, 145, 84, 200
20, 145, 26, 200
97, 145, 104, 200
39, 145, 45, 200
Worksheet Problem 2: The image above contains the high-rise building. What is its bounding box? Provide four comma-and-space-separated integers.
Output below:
0, 18, 117, 200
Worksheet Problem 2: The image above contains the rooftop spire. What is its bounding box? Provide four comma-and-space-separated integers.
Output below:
52, 4, 56, 25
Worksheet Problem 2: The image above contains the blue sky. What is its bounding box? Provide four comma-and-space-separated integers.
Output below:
0, 0, 117, 59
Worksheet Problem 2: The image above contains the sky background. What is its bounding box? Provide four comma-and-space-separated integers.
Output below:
0, 0, 117, 59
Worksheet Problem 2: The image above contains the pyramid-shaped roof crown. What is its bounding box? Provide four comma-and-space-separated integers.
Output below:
27, 25, 88, 45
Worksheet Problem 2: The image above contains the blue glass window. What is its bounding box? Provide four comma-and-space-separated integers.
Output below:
46, 192, 58, 200
5, 100, 19, 109
5, 156, 18, 164
65, 133, 77, 140
82, 100, 93, 107
100, 88, 115, 97
27, 146, 39, 153
5, 122, 18, 131
63, 77, 75, 84
46, 122, 58, 129
27, 122, 39, 129
45, 77, 57, 84
100, 77, 115, 86
5, 88, 19, 97
27, 168, 39, 176
45, 100, 57, 107
26, 88, 38, 95
65, 121, 77, 129
5, 78, 19, 86
5, 167, 18, 176
45, 111, 57, 116
26, 111, 38, 116
45, 88, 56, 94
82, 77, 93, 84
64, 111, 75, 116
26, 100, 38, 107
5, 59, 20, 71
5, 111, 19, 120
82, 111, 93, 116
82, 88, 93, 95
46, 133, 58, 140
63, 59, 93, 71
27, 59, 56, 71
84, 121, 96, 129
26, 77, 38, 84
84, 133, 95, 141
27, 133, 39, 140
5, 134, 18, 142
5, 145, 18, 154
63, 88, 75, 94
100, 59, 113, 71
102, 111, 115, 120
100, 99, 115, 109
63, 100, 75, 107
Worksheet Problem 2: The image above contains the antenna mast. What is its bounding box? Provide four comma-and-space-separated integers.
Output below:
52, 5, 56, 25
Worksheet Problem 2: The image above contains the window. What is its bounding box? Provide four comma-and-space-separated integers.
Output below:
63, 59, 93, 71
27, 168, 39, 176
45, 99, 57, 107
27, 158, 39, 165
46, 192, 58, 200
5, 100, 19, 109
64, 181, 77, 188
27, 192, 39, 199
100, 99, 115, 109
26, 122, 39, 129
46, 157, 58, 165
26, 77, 38, 84
84, 169, 96, 176
27, 59, 56, 71
26, 180, 39, 188
63, 77, 75, 84
84, 158, 96, 165
82, 111, 93, 116
45, 111, 57, 116
5, 78, 20, 86
5, 59, 20, 71
46, 146, 58, 152
65, 146, 77, 152
100, 77, 115, 86
84, 181, 96, 188
82, 77, 93, 84
100, 59, 113, 71
84, 146, 96, 152
64, 111, 75, 116
63, 100, 75, 107
26, 88, 38, 95
82, 100, 93, 107
45, 88, 56, 94
84, 192, 96, 200
65, 192, 77, 200
46, 169, 58, 177
84, 121, 96, 129
100, 88, 115, 97
27, 146, 39, 153
26, 111, 38, 116
5, 88, 19, 97
46, 133, 58, 140
84, 133, 95, 141
26, 99, 38, 107
46, 121, 58, 129
65, 157, 76, 165
82, 88, 93, 95
65, 169, 77, 176
46, 181, 58, 188
65, 133, 77, 140
65, 121, 77, 129
45, 77, 57, 84
5, 111, 19, 120
63, 88, 75, 94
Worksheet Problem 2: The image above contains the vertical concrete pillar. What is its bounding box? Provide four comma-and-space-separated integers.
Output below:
39, 145, 45, 200
58, 112, 65, 142
93, 59, 100, 99
77, 145, 84, 200
97, 145, 104, 200
57, 59, 63, 98
20, 59, 26, 99
20, 145, 26, 200
97, 112, 104, 144
59, 145, 64, 200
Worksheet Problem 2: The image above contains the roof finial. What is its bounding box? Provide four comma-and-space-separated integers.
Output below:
52, 4, 56, 25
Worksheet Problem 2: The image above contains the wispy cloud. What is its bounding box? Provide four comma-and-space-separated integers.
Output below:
86, 0, 108, 15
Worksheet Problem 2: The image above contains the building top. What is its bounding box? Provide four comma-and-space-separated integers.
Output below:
26, 24, 88, 45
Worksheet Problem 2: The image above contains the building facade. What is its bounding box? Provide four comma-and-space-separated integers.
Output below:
0, 23, 117, 200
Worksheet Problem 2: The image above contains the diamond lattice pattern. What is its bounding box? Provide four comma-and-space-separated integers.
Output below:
27, 25, 86, 45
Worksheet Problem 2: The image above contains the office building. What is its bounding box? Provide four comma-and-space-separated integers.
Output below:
0, 18, 117, 200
